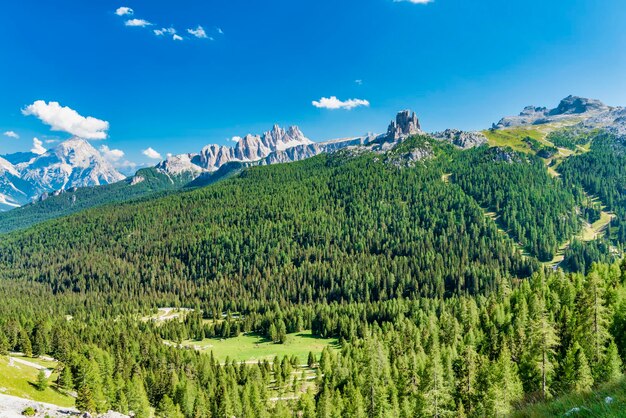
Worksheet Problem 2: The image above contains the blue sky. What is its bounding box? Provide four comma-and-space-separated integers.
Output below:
1, 0, 626, 170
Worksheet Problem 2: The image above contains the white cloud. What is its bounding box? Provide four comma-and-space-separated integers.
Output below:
154, 27, 176, 36
187, 25, 208, 39
3, 131, 19, 139
229, 136, 242, 143
44, 139, 59, 144
22, 100, 109, 139
354, 79, 363, 85
99, 145, 125, 162
125, 19, 152, 27
394, 0, 433, 3
115, 160, 139, 175
312, 96, 370, 110
142, 147, 162, 159
115, 6, 134, 16
31, 137, 46, 155
217, 27, 224, 35
153, 27, 183, 41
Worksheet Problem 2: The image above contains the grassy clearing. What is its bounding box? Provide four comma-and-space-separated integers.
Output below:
0, 355, 74, 407
544, 208, 614, 268
141, 307, 193, 324
177, 331, 339, 364
512, 377, 626, 417
483, 120, 587, 162
483, 127, 546, 153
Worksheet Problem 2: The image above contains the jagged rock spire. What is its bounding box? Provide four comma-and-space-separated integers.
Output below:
386, 110, 421, 140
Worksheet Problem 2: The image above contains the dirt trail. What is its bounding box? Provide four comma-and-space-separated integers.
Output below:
8, 356, 52, 378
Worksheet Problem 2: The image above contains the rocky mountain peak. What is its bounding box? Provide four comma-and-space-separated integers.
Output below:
494, 95, 614, 129
161, 124, 312, 174
21, 137, 125, 194
549, 95, 610, 116
0, 137, 126, 211
387, 110, 422, 140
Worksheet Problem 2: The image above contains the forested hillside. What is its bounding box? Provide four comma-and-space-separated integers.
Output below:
0, 138, 548, 305
0, 168, 190, 234
1, 133, 625, 416
1, 258, 624, 416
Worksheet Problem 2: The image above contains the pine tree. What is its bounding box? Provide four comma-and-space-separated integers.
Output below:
57, 363, 73, 390
157, 395, 185, 418
75, 359, 101, 413
31, 322, 49, 357
492, 343, 523, 415
192, 391, 210, 418
0, 328, 8, 355
268, 323, 277, 343
35, 369, 48, 391
76, 380, 97, 413
18, 329, 32, 357
421, 345, 454, 417
453, 345, 477, 414
277, 320, 287, 344
561, 342, 593, 393
297, 390, 317, 418
363, 339, 393, 418
127, 373, 151, 418
600, 341, 623, 383
528, 296, 560, 398
578, 269, 610, 376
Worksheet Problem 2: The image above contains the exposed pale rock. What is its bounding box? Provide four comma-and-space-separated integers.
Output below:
386, 110, 422, 140
431, 129, 487, 149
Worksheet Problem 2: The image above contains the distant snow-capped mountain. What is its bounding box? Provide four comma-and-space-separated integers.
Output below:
0, 138, 125, 211
20, 138, 125, 191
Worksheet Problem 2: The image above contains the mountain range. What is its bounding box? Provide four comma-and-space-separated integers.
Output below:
3, 95, 626, 417
0, 109, 425, 214
2, 95, 625, 233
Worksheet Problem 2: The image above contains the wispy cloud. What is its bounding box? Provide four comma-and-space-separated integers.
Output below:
217, 27, 224, 35
22, 100, 109, 140
31, 137, 46, 155
394, 0, 433, 4
142, 147, 162, 159
154, 27, 176, 36
99, 145, 125, 162
354, 79, 363, 85
312, 96, 370, 110
125, 19, 153, 27
153, 27, 184, 41
187, 25, 208, 39
3, 131, 19, 139
115, 6, 134, 16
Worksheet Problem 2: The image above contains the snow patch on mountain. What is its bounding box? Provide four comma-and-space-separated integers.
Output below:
0, 138, 125, 211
